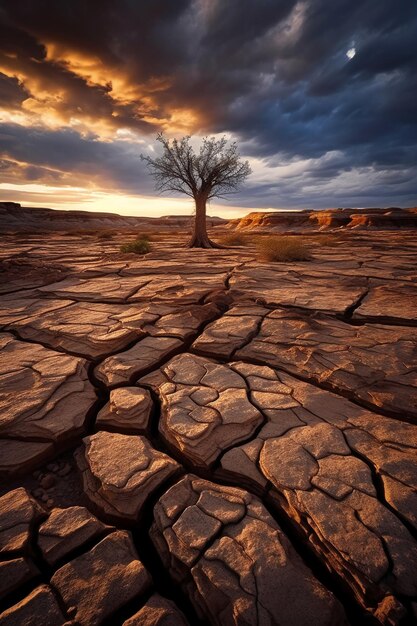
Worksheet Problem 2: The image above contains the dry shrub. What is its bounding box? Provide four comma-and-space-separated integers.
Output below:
216, 232, 248, 246
98, 231, 113, 240
257, 236, 312, 262
120, 237, 151, 254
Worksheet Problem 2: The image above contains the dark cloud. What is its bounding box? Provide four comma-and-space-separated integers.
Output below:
0, 17, 45, 60
0, 0, 416, 209
0, 73, 28, 107
0, 123, 152, 192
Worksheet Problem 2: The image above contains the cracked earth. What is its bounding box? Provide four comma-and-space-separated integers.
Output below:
0, 231, 416, 625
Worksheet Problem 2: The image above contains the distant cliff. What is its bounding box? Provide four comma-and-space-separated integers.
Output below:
0, 203, 225, 232
229, 207, 417, 231
2, 202, 416, 233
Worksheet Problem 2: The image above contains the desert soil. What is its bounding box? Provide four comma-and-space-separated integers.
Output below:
0, 230, 416, 626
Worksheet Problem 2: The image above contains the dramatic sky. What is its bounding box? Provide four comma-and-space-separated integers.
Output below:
1, 0, 416, 217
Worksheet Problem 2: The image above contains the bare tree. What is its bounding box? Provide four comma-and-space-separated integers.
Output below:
142, 134, 251, 248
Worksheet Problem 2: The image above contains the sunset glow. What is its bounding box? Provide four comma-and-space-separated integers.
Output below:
0, 1, 416, 215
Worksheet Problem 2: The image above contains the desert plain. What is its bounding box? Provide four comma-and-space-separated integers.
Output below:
0, 212, 416, 626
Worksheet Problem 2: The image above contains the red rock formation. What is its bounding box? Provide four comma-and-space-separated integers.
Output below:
231, 207, 417, 231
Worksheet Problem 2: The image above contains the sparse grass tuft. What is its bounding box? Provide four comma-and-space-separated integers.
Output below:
216, 232, 248, 246
120, 237, 151, 254
257, 236, 312, 262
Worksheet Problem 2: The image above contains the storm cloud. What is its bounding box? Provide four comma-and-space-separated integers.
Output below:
0, 0, 416, 211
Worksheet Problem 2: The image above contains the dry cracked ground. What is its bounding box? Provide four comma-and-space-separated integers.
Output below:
0, 230, 416, 626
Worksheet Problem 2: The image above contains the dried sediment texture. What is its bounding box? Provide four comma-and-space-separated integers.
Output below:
96, 387, 152, 433
151, 474, 346, 626
0, 557, 39, 599
0, 334, 96, 475
353, 281, 417, 323
51, 531, 152, 625
0, 256, 68, 295
94, 336, 183, 386
0, 296, 219, 358
119, 254, 249, 277
75, 431, 181, 522
35, 269, 228, 305
0, 299, 141, 358
0, 296, 73, 328
38, 506, 110, 566
222, 309, 417, 420
0, 439, 55, 477
0, 488, 43, 554
125, 238, 417, 284
124, 273, 227, 304
143, 302, 220, 339
123, 593, 189, 626
193, 305, 268, 358
0, 493, 150, 623
141, 353, 264, 469
112, 250, 249, 305
240, 249, 417, 284
0, 488, 44, 601
1, 233, 417, 624
196, 308, 417, 421
344, 427, 417, 530
216, 361, 417, 621
0, 585, 67, 626
229, 264, 368, 314
36, 274, 152, 302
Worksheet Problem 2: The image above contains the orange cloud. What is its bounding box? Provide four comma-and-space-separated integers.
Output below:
1, 43, 203, 139
45, 44, 204, 136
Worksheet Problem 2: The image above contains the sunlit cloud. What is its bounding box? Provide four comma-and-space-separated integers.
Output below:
45, 45, 111, 88
45, 43, 173, 102
0, 108, 33, 126
0, 38, 203, 139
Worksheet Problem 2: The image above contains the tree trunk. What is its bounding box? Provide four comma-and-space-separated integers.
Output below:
188, 194, 222, 248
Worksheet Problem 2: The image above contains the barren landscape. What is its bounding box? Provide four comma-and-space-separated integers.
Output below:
0, 219, 416, 625
1, 0, 417, 622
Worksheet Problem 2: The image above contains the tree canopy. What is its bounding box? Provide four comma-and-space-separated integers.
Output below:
142, 134, 251, 247
142, 134, 251, 199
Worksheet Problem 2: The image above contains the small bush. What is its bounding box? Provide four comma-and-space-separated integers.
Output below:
216, 232, 248, 246
257, 236, 312, 262
98, 232, 113, 240
120, 237, 151, 255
